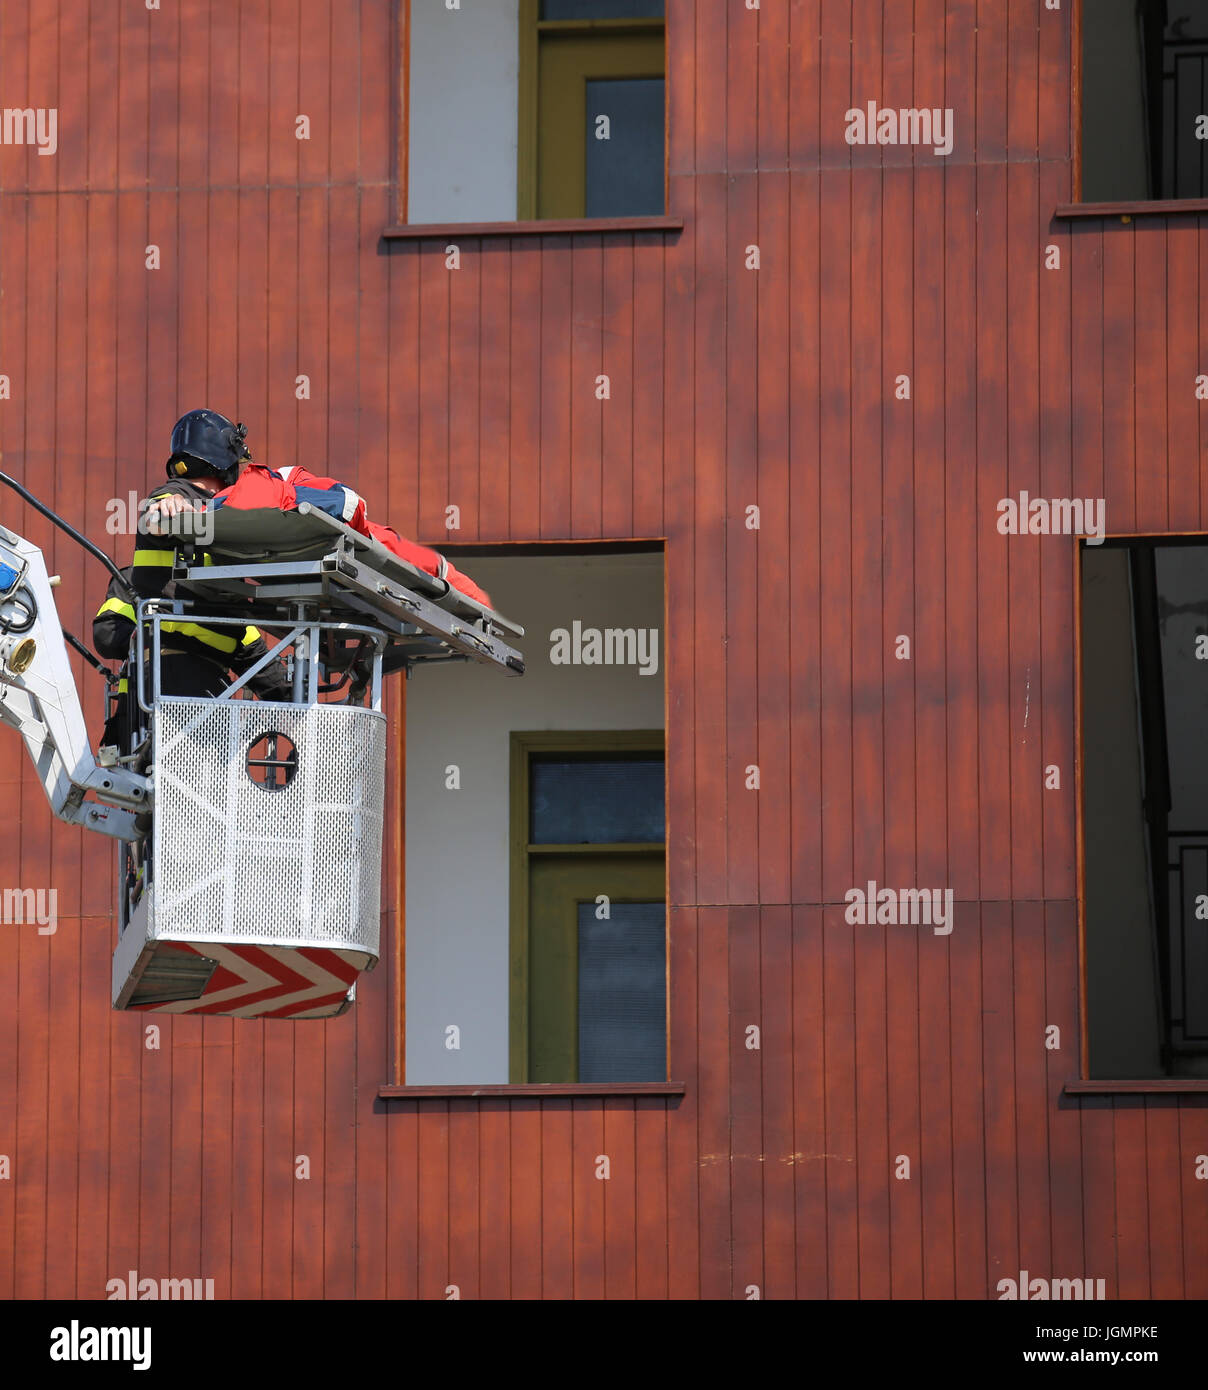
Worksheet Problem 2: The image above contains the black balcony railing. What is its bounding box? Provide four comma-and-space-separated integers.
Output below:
1166, 834, 1208, 1055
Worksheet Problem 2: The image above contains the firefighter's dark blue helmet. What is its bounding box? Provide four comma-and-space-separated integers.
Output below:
166, 408, 251, 484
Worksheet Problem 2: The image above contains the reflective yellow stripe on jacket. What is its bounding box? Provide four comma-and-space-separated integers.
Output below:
97, 597, 136, 623
95, 597, 242, 654
160, 621, 238, 653
131, 548, 213, 567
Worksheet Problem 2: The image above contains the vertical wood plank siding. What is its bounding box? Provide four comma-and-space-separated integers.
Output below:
0, 0, 1196, 1299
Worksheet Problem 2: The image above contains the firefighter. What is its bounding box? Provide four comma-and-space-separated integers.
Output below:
94, 408, 292, 751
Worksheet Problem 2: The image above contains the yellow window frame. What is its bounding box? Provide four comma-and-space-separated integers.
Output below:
517, 1, 666, 220
509, 728, 666, 1082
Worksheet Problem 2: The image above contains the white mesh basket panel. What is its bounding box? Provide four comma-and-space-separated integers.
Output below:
150, 698, 385, 955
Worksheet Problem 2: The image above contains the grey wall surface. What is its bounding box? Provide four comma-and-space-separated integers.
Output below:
407, 0, 520, 222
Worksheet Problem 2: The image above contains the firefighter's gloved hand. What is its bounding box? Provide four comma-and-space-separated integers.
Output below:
247, 659, 294, 703
144, 495, 202, 535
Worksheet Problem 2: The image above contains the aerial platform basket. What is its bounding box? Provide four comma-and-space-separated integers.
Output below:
112, 695, 386, 1018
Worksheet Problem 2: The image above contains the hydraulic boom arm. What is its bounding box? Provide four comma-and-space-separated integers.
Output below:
0, 522, 149, 840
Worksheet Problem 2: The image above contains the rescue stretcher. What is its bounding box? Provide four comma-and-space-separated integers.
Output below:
0, 485, 524, 1020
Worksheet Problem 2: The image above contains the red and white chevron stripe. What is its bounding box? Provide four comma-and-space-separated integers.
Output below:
129, 941, 371, 1018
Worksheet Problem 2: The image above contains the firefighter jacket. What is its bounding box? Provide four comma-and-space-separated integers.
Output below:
92, 478, 292, 699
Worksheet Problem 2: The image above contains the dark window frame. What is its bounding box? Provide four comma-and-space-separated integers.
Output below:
1071, 531, 1208, 1094
1066, 0, 1208, 217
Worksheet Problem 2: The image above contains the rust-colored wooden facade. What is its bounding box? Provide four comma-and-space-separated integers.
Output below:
0, 0, 1203, 1300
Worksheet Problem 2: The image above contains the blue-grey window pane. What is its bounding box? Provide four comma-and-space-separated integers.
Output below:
530, 756, 664, 843
584, 78, 664, 216
578, 901, 665, 1082
541, 0, 664, 18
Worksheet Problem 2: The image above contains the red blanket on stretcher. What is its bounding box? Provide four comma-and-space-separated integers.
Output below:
210, 463, 492, 609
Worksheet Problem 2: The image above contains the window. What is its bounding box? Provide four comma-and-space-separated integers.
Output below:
510, 733, 666, 1083
519, 0, 666, 219
400, 548, 666, 1087
1080, 538, 1208, 1078
404, 0, 666, 223
1079, 0, 1208, 202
